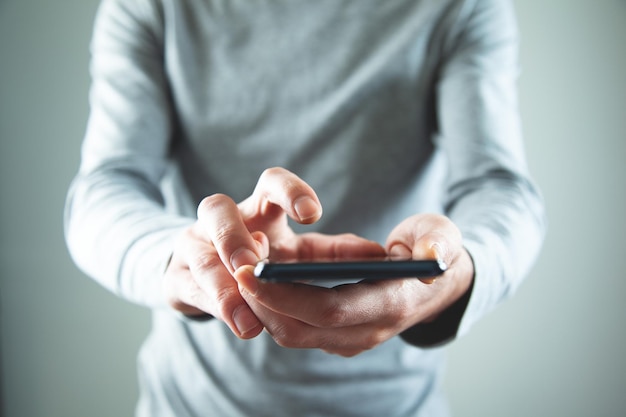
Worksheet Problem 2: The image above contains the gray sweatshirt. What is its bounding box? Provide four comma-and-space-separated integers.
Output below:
65, 0, 545, 416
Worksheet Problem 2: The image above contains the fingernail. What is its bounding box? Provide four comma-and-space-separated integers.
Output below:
237, 268, 259, 297
430, 243, 448, 271
230, 248, 258, 271
430, 242, 445, 262
294, 196, 321, 223
233, 305, 260, 336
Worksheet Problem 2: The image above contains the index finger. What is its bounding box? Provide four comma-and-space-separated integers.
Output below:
240, 167, 323, 226
197, 193, 265, 274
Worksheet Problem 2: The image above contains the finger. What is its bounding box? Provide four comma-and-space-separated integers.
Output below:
255, 310, 392, 354
386, 215, 463, 284
163, 259, 213, 317
240, 167, 323, 225
176, 227, 263, 338
235, 266, 397, 329
386, 214, 461, 265
240, 283, 397, 354
197, 193, 266, 273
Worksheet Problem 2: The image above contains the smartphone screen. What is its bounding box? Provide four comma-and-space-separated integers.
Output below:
253, 258, 447, 284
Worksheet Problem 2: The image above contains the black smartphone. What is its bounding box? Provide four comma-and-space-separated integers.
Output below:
253, 258, 447, 284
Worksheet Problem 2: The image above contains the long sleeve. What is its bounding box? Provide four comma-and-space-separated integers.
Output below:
64, 0, 192, 307
65, 0, 545, 331
401, 0, 545, 347
440, 0, 546, 340
63, 1, 547, 414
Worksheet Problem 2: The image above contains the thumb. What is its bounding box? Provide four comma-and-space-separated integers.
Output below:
386, 214, 461, 278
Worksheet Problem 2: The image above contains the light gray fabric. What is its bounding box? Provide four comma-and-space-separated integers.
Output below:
64, 0, 546, 416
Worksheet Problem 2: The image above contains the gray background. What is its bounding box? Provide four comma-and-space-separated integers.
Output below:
1, 1, 625, 416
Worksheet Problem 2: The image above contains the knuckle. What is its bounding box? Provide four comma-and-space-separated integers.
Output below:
267, 324, 292, 347
211, 220, 240, 245
430, 214, 461, 240
258, 167, 300, 196
214, 285, 239, 305
318, 302, 350, 328
260, 167, 282, 179
197, 194, 247, 250
388, 307, 410, 325
198, 193, 232, 218
362, 330, 388, 350
190, 252, 222, 274
269, 325, 306, 349
211, 286, 240, 321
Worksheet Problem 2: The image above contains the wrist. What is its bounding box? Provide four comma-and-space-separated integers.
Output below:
400, 247, 475, 347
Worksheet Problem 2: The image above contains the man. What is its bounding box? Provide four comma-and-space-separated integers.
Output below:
65, 0, 545, 415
